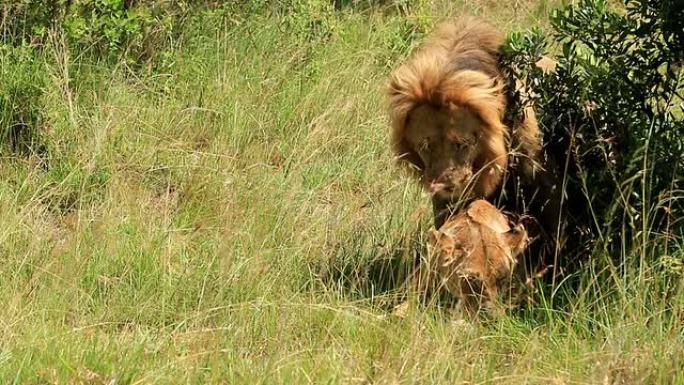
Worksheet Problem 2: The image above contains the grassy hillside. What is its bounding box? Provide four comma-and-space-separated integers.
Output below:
2, 1, 684, 383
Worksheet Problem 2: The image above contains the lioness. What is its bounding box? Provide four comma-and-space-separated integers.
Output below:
428, 200, 529, 316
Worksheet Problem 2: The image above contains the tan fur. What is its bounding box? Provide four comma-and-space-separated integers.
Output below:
428, 200, 529, 316
387, 17, 542, 204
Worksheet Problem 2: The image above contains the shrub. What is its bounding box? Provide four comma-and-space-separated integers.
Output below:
63, 0, 189, 67
1, 0, 191, 68
0, 44, 46, 156
500, 0, 684, 262
0, 0, 194, 155
0, 1, 67, 46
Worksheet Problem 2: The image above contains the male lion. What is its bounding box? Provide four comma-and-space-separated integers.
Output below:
428, 200, 529, 316
387, 17, 559, 234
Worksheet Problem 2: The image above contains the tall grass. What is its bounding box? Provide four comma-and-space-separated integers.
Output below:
1, 1, 683, 383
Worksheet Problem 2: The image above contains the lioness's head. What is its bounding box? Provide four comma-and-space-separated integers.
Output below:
429, 200, 529, 316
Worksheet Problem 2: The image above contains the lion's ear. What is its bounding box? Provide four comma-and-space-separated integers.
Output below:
393, 138, 424, 171
397, 151, 424, 170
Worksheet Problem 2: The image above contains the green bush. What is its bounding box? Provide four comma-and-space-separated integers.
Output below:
0, 44, 46, 156
1, 0, 191, 67
500, 0, 684, 261
0, 0, 195, 155
0, 1, 68, 45
63, 0, 189, 67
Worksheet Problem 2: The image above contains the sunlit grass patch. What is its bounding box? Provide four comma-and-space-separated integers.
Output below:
2, 0, 683, 383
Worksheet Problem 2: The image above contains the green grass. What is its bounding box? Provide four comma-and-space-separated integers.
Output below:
2, 1, 684, 383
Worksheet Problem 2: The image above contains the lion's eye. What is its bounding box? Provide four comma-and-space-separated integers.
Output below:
454, 135, 477, 149
453, 141, 468, 150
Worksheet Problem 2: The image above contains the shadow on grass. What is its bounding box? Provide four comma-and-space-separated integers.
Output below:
0, 85, 48, 161
312, 225, 427, 309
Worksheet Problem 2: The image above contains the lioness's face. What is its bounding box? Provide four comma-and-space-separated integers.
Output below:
404, 104, 484, 203
432, 217, 529, 317
455, 224, 528, 316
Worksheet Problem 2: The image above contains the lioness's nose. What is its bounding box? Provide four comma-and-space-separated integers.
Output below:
459, 276, 503, 317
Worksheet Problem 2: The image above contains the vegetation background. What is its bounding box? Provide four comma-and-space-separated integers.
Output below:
1, 0, 683, 383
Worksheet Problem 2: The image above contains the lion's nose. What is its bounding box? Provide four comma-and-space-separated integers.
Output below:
426, 168, 474, 198
457, 169, 473, 184
428, 181, 451, 194
443, 167, 472, 182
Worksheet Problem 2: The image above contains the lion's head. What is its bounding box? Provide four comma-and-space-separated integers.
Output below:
387, 18, 508, 207
429, 200, 529, 316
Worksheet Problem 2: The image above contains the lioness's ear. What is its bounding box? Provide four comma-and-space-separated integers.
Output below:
504, 225, 528, 257
426, 229, 443, 261
428, 228, 441, 244
432, 230, 458, 256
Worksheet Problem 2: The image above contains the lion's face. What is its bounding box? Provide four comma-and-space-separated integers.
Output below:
401, 103, 506, 207
430, 200, 529, 316
404, 104, 483, 201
